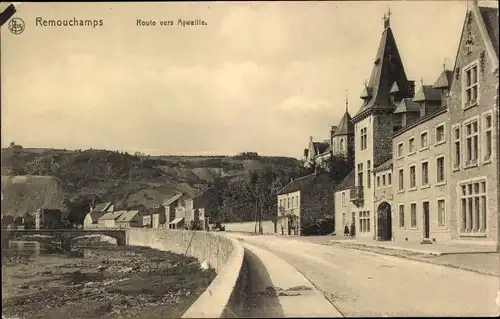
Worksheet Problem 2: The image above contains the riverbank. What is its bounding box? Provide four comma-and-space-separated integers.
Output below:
2, 238, 216, 319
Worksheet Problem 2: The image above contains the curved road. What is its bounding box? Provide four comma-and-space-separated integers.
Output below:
227, 233, 499, 317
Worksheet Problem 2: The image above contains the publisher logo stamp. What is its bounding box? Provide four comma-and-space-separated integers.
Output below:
8, 17, 25, 35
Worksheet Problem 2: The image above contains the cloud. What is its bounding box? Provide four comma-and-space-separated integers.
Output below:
2, 2, 467, 157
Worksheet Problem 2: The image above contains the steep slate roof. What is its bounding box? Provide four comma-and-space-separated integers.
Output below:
433, 70, 454, 90
313, 142, 330, 155
332, 111, 354, 137
277, 173, 316, 195
100, 211, 125, 221
394, 98, 420, 114
320, 146, 332, 155
413, 85, 442, 103
373, 158, 393, 173
93, 202, 112, 212
335, 170, 355, 192
116, 210, 139, 223
353, 25, 412, 121
162, 192, 183, 206
88, 211, 106, 222
479, 6, 499, 59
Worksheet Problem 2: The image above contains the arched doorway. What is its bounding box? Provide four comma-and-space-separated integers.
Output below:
377, 202, 392, 241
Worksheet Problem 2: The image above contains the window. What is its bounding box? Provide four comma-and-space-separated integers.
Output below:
397, 142, 404, 157
357, 163, 364, 186
388, 173, 392, 185
421, 161, 429, 186
483, 114, 493, 161
436, 156, 445, 183
466, 31, 473, 54
453, 125, 461, 169
341, 192, 346, 207
409, 137, 415, 154
435, 124, 445, 144
360, 128, 368, 150
465, 119, 479, 164
398, 169, 404, 191
287, 198, 290, 208
377, 176, 381, 188
409, 165, 416, 189
437, 199, 446, 227
460, 180, 487, 233
340, 138, 345, 151
410, 203, 417, 228
463, 62, 479, 108
382, 174, 386, 186
367, 160, 371, 189
359, 211, 371, 232
420, 132, 428, 149
398, 205, 405, 228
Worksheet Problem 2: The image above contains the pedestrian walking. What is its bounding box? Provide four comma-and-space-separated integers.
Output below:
350, 222, 356, 237
344, 224, 349, 236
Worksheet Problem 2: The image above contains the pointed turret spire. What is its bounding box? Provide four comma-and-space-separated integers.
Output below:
383, 7, 392, 29
353, 10, 411, 122
443, 57, 448, 71
345, 89, 349, 112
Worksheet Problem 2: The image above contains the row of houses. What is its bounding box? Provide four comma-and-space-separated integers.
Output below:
83, 189, 213, 230
281, 1, 499, 245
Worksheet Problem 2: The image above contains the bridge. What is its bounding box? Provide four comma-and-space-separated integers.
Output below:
1, 229, 128, 247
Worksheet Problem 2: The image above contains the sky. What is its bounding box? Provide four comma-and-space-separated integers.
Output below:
1, 1, 471, 158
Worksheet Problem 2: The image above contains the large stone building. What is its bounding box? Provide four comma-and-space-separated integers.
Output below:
446, 2, 498, 243
277, 172, 335, 236
334, 1, 498, 246
349, 12, 415, 240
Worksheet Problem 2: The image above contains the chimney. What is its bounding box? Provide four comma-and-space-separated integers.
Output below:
331, 126, 337, 135
408, 81, 415, 98
309, 136, 313, 142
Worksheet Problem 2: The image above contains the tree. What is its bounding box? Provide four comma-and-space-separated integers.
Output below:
8, 141, 23, 150
327, 152, 355, 185
205, 176, 229, 222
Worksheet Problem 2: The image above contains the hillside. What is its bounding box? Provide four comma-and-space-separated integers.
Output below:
0, 148, 302, 224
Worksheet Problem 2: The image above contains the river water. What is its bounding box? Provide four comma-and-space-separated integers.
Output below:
1, 236, 216, 319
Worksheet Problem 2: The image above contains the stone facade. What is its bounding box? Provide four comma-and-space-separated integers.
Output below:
353, 115, 376, 239
277, 190, 301, 235
446, 5, 499, 243
392, 109, 451, 243
277, 173, 335, 236
334, 188, 357, 235
373, 163, 394, 240
339, 2, 498, 246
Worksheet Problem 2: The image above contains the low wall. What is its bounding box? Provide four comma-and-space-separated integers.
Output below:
126, 229, 247, 318
224, 220, 276, 234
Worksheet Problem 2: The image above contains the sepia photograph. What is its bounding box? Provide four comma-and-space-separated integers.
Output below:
1, 1, 499, 318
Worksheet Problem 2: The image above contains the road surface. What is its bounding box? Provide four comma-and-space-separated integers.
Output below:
227, 233, 499, 317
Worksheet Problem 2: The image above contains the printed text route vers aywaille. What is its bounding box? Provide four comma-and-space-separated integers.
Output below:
137, 19, 207, 27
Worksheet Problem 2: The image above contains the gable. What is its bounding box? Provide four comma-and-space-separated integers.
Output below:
452, 7, 498, 89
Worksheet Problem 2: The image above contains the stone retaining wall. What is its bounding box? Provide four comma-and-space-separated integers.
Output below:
224, 220, 276, 234
125, 229, 247, 318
